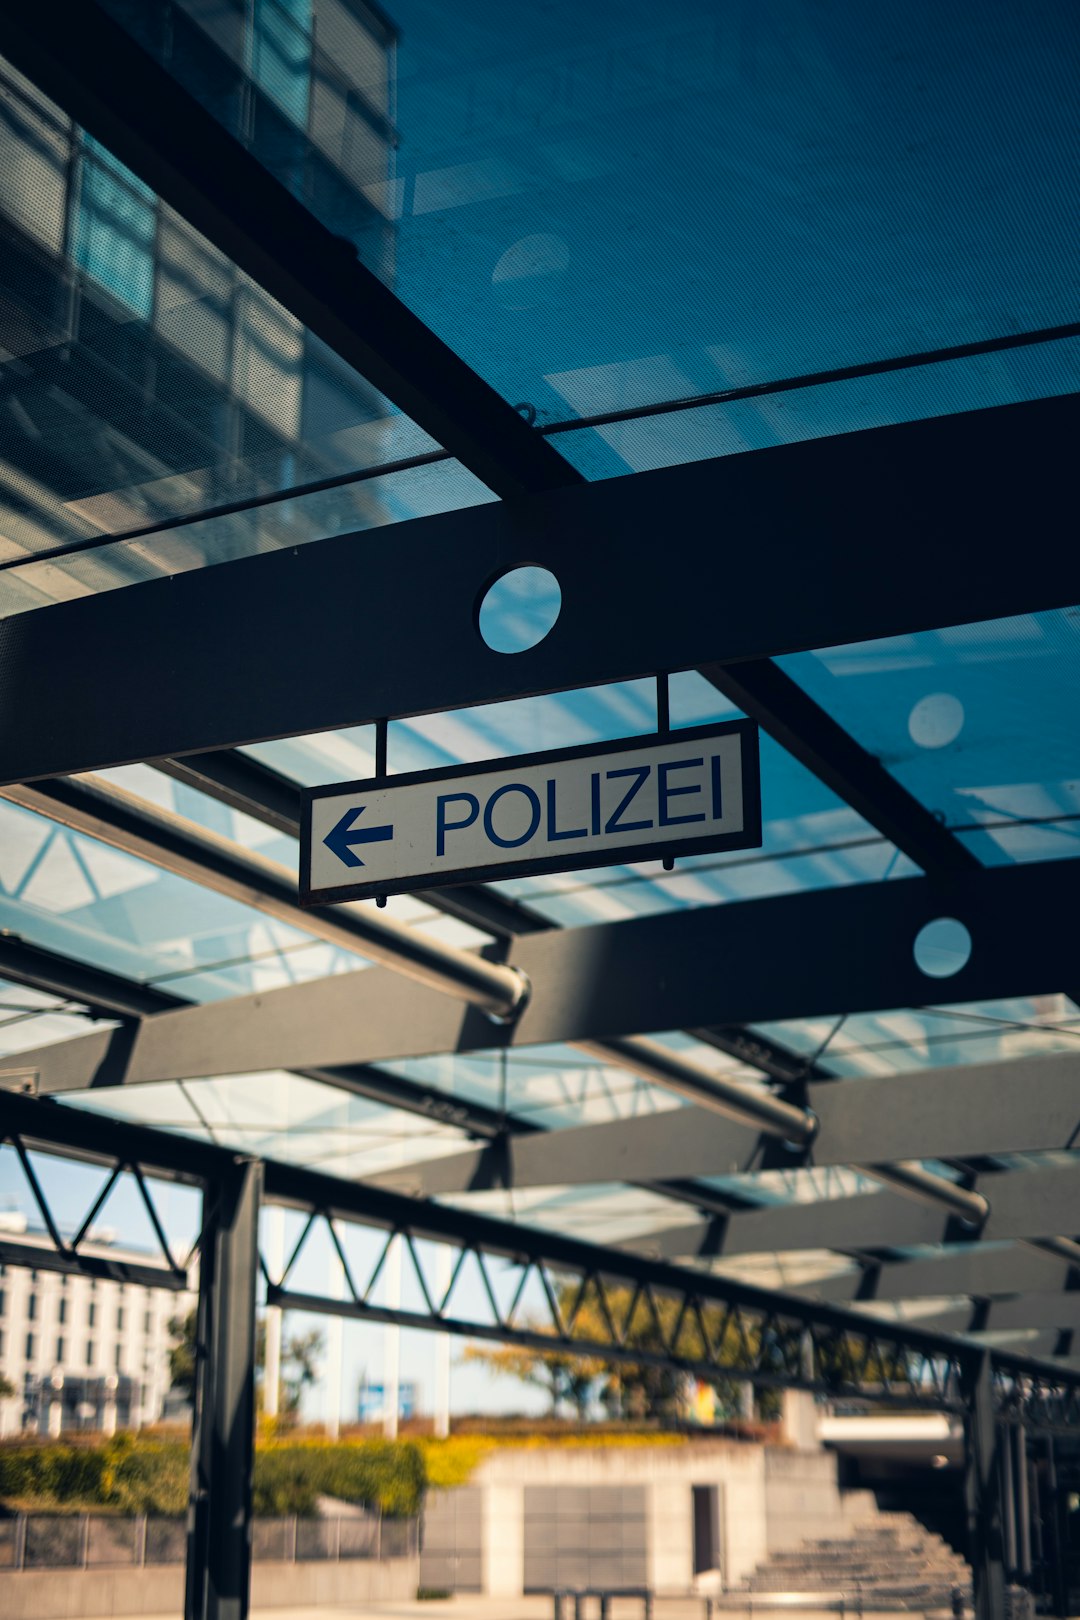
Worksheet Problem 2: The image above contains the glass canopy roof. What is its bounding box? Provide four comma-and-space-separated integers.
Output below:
0, 0, 1078, 1370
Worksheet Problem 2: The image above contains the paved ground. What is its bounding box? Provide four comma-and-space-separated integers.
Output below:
94, 1601, 736, 1620
230, 1608, 947, 1620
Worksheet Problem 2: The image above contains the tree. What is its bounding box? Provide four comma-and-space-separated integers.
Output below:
167, 1311, 324, 1423
278, 1327, 323, 1418
0, 1372, 15, 1399
463, 1279, 753, 1422
462, 1338, 606, 1418
167, 1307, 197, 1398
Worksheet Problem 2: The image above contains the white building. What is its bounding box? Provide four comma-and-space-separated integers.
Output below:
0, 1214, 196, 1436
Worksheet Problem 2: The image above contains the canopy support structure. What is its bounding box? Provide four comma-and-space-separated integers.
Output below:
186, 1159, 262, 1620
964, 1353, 1007, 1620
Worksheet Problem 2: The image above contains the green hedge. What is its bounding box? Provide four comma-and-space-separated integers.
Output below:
0, 1436, 188, 1515
0, 1436, 425, 1518
254, 1441, 425, 1518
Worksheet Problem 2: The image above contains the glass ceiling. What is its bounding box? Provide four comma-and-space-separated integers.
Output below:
781, 609, 1080, 867
0, 48, 491, 616
0, 0, 1079, 1345
96, 0, 1080, 422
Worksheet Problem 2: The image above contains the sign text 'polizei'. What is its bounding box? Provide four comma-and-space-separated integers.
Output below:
300, 720, 760, 905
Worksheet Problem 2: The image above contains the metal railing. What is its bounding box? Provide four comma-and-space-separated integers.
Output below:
0, 1512, 418, 1571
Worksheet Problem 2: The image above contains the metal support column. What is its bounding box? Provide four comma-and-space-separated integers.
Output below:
1045, 1436, 1068, 1619
1015, 1424, 1032, 1584
1001, 1419, 1018, 1579
963, 1353, 1006, 1620
185, 1159, 263, 1620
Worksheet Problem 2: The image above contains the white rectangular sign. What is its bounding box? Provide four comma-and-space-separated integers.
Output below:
300, 720, 760, 905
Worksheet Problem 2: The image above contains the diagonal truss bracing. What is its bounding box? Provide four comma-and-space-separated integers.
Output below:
2, 1077, 1080, 1436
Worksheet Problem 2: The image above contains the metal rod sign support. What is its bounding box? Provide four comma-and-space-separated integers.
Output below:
301, 720, 760, 905
186, 1160, 262, 1620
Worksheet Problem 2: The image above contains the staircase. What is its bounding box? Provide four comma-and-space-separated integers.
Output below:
740, 1511, 973, 1611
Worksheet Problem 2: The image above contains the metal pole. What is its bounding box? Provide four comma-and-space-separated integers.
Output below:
1045, 1436, 1068, 1619
433, 1245, 451, 1439
962, 1352, 1006, 1620
1015, 1424, 1031, 1581
860, 1161, 988, 1226
383, 1236, 401, 1441
6, 777, 528, 1019
325, 1248, 345, 1440
1000, 1419, 1017, 1578
262, 1207, 284, 1421
185, 1159, 262, 1620
1029, 1442, 1045, 1601
578, 1035, 815, 1144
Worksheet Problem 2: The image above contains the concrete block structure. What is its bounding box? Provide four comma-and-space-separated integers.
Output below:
420, 1435, 877, 1598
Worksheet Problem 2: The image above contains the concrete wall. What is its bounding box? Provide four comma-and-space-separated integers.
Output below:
0, 1555, 418, 1618
764, 1449, 856, 1557
417, 1440, 884, 1599
419, 1441, 858, 1596
524, 1484, 647, 1593
420, 1486, 483, 1591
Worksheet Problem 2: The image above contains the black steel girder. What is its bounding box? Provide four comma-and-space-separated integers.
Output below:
369, 1050, 1080, 1194
0, 391, 1075, 784
4, 1085, 1080, 1424
797, 1247, 1078, 1306
622, 1158, 1080, 1260
701, 659, 980, 878
6, 853, 1077, 1084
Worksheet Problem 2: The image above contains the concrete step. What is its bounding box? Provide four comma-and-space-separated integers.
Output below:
738, 1507, 972, 1607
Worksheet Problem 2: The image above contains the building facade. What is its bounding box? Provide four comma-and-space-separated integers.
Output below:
0, 1216, 196, 1436
0, 0, 397, 601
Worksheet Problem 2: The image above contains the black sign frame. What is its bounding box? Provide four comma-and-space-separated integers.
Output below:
299, 718, 761, 906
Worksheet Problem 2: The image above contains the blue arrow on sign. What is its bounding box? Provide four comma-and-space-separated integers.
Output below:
323, 805, 394, 868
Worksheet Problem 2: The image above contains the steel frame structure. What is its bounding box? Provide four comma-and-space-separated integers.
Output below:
0, 7, 1076, 1620
0, 1082, 1075, 1620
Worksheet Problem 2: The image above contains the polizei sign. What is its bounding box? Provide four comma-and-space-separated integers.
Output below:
300, 719, 760, 905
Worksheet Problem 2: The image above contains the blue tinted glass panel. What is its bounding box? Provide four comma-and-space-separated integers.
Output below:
96, 2, 1080, 445
252, 0, 313, 125
780, 611, 1080, 866
72, 138, 155, 317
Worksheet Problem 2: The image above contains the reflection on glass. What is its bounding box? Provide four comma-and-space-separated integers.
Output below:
0, 22, 405, 594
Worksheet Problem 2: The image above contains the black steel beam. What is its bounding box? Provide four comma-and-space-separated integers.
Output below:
701, 659, 980, 878
625, 1158, 1080, 1259
0, 931, 186, 1019
0, 924, 530, 1139
920, 1296, 1080, 1336
0, 1086, 225, 1182
159, 749, 558, 943
186, 1159, 261, 1620
0, 0, 577, 504
256, 1159, 963, 1368
0, 392, 1074, 783
0, 921, 767, 1237
8, 853, 1078, 1084
3, 1087, 1080, 1406
797, 1246, 1077, 1306
0, 1236, 186, 1292
3, 777, 526, 1017
965, 1353, 1008, 1620
371, 1051, 1080, 1194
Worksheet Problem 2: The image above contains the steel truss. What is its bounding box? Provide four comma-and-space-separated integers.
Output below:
0, 1073, 1068, 1620
0, 1087, 1076, 1425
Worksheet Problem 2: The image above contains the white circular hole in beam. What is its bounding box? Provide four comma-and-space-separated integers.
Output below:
908, 692, 965, 749
478, 565, 562, 654
913, 916, 972, 979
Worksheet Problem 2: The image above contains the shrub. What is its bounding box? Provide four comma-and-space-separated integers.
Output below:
253, 1441, 426, 1518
